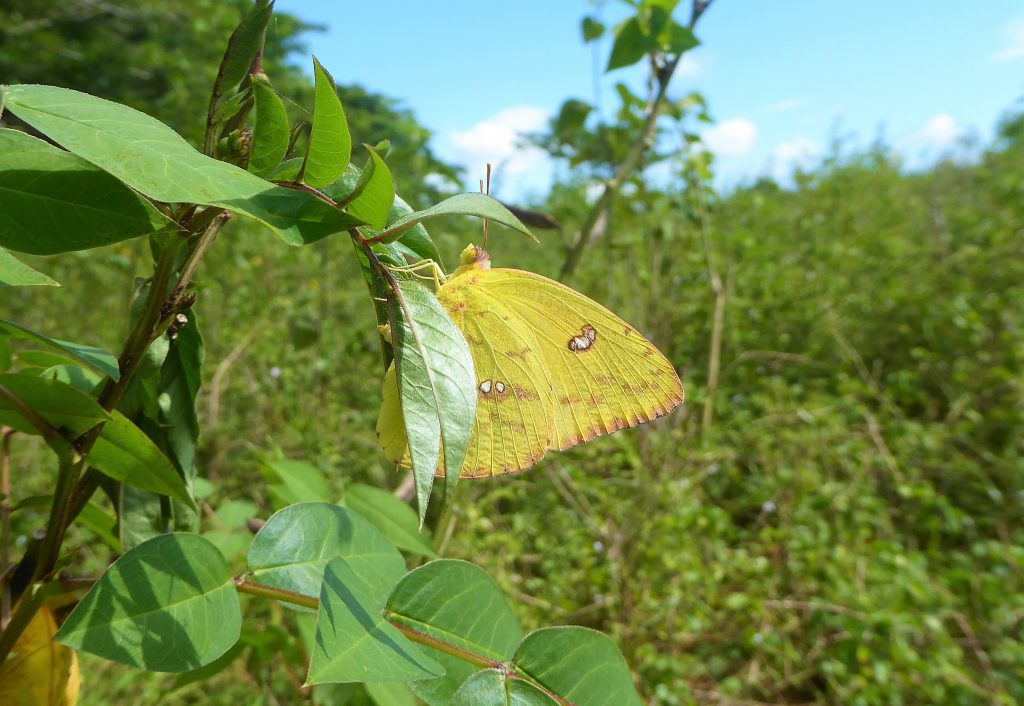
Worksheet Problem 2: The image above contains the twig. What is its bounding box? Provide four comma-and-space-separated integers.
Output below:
208, 320, 268, 428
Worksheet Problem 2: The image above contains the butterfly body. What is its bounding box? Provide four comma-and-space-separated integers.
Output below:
377, 245, 684, 478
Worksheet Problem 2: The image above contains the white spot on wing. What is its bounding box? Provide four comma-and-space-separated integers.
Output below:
480, 380, 492, 394
495, 381, 506, 394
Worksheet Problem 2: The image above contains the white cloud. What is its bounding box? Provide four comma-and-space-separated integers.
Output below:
899, 114, 959, 152
701, 118, 757, 157
446, 105, 552, 199
993, 19, 1024, 63
676, 53, 705, 79
768, 137, 820, 181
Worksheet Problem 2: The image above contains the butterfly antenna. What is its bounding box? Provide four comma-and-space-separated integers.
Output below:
482, 162, 492, 249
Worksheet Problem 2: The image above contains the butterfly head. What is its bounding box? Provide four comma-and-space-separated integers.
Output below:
453, 244, 492, 276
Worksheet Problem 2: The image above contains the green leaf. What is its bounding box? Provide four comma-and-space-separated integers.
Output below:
451, 670, 558, 706
607, 16, 656, 71
388, 280, 477, 522
0, 128, 168, 255
210, 0, 273, 110
581, 16, 605, 42
0, 372, 108, 436
307, 556, 442, 685
388, 560, 522, 660
90, 410, 197, 510
341, 483, 436, 557
158, 315, 204, 479
1, 85, 360, 246
346, 145, 394, 230
260, 458, 332, 506
301, 57, 351, 188
663, 22, 699, 54
389, 560, 522, 703
389, 193, 441, 267
366, 682, 418, 706
0, 248, 59, 287
514, 627, 644, 706
248, 76, 290, 178
0, 319, 120, 380
378, 193, 535, 244
555, 99, 593, 138
56, 533, 241, 672
37, 365, 102, 394
247, 502, 399, 605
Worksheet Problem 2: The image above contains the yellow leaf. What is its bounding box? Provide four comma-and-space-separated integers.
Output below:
377, 244, 684, 477
0, 604, 80, 706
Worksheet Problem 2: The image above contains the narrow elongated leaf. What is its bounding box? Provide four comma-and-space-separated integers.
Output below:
38, 365, 103, 394
0, 373, 107, 436
341, 483, 436, 557
89, 410, 196, 510
388, 280, 476, 522
14, 495, 118, 551
210, 0, 273, 109
345, 145, 393, 229
301, 58, 351, 188
513, 627, 644, 706
56, 533, 240, 672
248, 76, 290, 178
0, 319, 119, 380
0, 248, 59, 287
1, 85, 360, 246
247, 502, 398, 604
0, 128, 168, 255
451, 670, 558, 706
378, 193, 534, 244
307, 556, 442, 685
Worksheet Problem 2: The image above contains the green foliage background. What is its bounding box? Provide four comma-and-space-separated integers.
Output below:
2, 2, 1022, 705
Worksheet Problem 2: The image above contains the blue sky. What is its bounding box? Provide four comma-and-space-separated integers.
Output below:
275, 1, 1024, 199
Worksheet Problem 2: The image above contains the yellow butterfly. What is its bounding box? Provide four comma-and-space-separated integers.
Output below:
376, 244, 684, 478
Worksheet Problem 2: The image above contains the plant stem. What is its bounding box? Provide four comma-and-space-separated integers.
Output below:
234, 578, 320, 611
1, 429, 11, 627
558, 0, 716, 282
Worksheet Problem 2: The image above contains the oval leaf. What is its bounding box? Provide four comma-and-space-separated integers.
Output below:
248, 76, 290, 178
56, 533, 240, 673
1, 85, 359, 246
513, 627, 644, 706
0, 128, 167, 255
246, 502, 399, 604
307, 556, 442, 685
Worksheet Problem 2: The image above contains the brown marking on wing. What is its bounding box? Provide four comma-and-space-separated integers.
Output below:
559, 394, 584, 405
512, 386, 539, 400
504, 347, 532, 360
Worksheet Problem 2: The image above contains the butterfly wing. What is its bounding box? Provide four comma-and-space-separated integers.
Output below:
475, 268, 684, 451
437, 273, 554, 477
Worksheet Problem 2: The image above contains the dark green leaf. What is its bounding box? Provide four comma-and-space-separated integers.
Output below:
0, 372, 108, 436
0, 248, 59, 287
13, 495, 118, 551
378, 193, 535, 244
247, 502, 399, 605
607, 17, 655, 71
514, 627, 644, 706
341, 483, 436, 557
301, 57, 351, 188
555, 99, 593, 137
0, 128, 168, 255
248, 76, 290, 178
388, 280, 477, 521
1, 85, 360, 246
307, 556, 442, 684
0, 319, 119, 380
581, 17, 605, 42
90, 410, 196, 510
210, 0, 273, 107
57, 533, 240, 672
